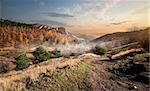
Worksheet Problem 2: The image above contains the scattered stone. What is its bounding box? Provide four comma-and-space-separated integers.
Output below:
26, 53, 35, 59
128, 85, 138, 90
117, 81, 128, 88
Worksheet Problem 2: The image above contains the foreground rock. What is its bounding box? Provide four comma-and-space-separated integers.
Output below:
0, 57, 16, 73
109, 52, 150, 85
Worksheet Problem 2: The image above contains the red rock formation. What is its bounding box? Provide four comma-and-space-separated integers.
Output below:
0, 26, 75, 48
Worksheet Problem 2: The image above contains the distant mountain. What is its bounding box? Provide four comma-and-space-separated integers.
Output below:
93, 27, 150, 50
0, 19, 79, 48
73, 33, 96, 40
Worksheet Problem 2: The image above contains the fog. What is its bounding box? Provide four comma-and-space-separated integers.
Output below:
49, 41, 106, 56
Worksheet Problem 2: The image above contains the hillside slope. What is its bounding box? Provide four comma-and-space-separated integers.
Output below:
93, 27, 150, 50
0, 19, 77, 48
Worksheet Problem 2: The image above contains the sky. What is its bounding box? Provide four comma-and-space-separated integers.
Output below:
1, 0, 149, 36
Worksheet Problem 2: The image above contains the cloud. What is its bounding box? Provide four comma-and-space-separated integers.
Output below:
31, 19, 67, 26
99, 0, 122, 15
42, 12, 74, 18
110, 20, 130, 25
60, 0, 123, 26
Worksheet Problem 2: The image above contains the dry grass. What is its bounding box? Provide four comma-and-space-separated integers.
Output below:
0, 57, 81, 91
26, 61, 91, 91
0, 53, 102, 91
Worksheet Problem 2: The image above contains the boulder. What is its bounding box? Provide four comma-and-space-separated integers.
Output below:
0, 61, 16, 73
133, 72, 149, 84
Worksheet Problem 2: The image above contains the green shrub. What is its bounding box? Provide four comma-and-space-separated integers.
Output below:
33, 47, 50, 63
51, 48, 61, 58
15, 53, 29, 70
93, 45, 106, 55
110, 49, 118, 55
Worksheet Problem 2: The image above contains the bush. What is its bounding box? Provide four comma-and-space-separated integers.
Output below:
110, 49, 118, 55
51, 48, 61, 58
33, 47, 50, 63
92, 45, 106, 55
15, 53, 29, 70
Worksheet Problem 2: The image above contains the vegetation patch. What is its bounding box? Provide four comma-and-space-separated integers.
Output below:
0, 19, 33, 28
33, 47, 50, 63
25, 61, 92, 91
92, 45, 106, 55
15, 52, 30, 70
110, 49, 119, 55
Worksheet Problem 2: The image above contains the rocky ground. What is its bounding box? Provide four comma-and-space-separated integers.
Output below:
0, 45, 149, 91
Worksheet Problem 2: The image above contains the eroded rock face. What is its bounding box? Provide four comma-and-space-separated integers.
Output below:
0, 27, 76, 48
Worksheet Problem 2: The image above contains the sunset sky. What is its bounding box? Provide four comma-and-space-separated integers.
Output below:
1, 0, 149, 36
